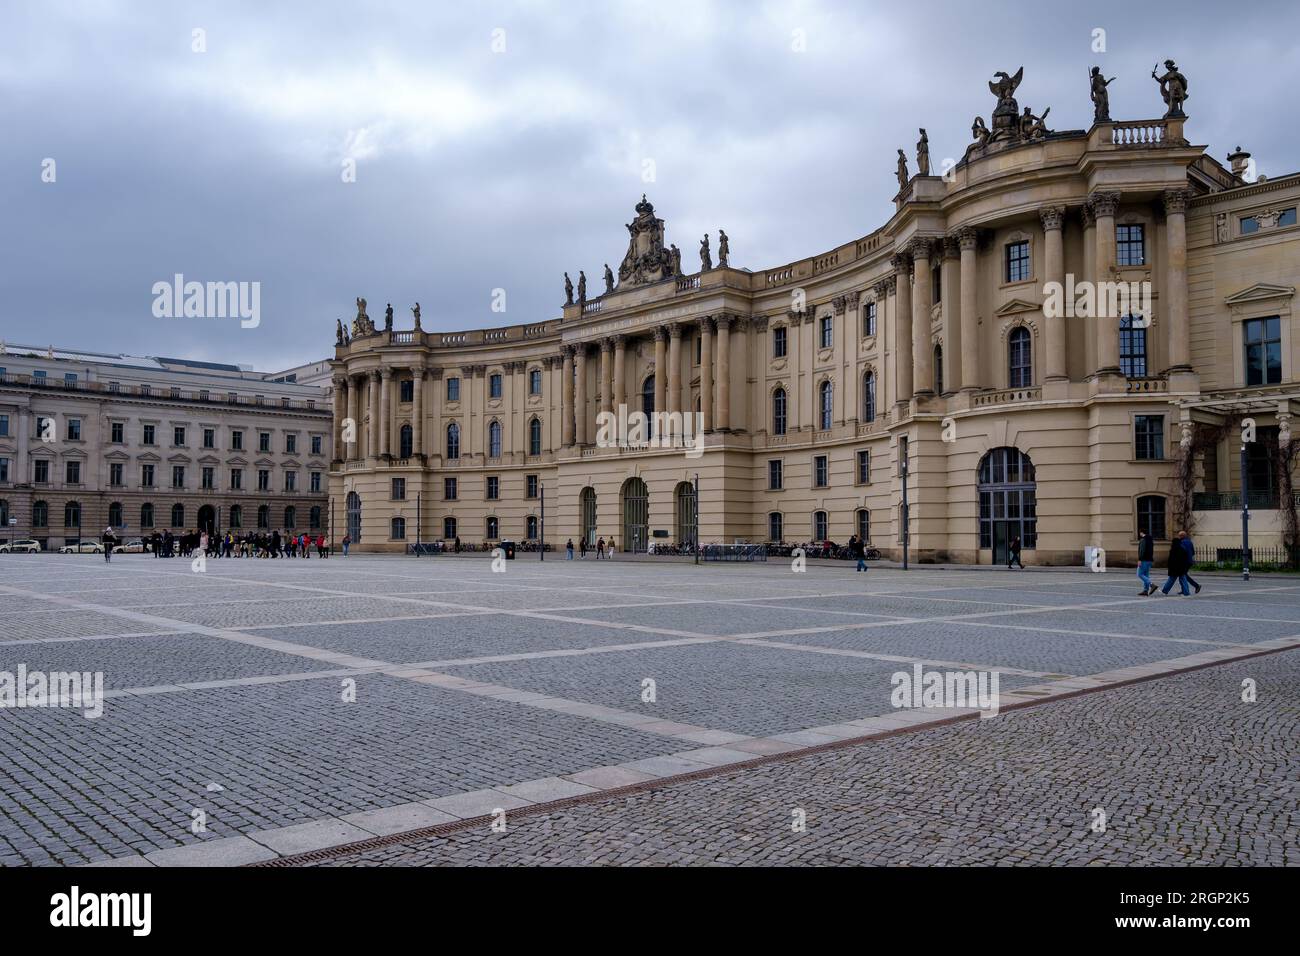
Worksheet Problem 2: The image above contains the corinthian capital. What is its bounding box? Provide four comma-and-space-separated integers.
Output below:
908, 237, 935, 261
1088, 191, 1121, 218
1039, 205, 1066, 231
1163, 189, 1190, 215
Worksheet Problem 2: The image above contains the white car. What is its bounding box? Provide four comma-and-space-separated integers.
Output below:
116, 539, 147, 553
0, 539, 42, 554
58, 542, 105, 554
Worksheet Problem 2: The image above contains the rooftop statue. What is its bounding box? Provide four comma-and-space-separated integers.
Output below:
971, 115, 990, 146
1152, 59, 1188, 118
916, 128, 930, 176
577, 270, 587, 305
699, 234, 712, 271
411, 302, 421, 330
384, 302, 393, 332
987, 66, 1023, 140
717, 230, 729, 268
1089, 66, 1116, 123
335, 318, 345, 346
895, 148, 909, 190
603, 263, 614, 294
617, 194, 677, 285
563, 272, 574, 306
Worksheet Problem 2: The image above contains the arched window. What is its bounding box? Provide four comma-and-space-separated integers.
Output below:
856, 508, 870, 542
33, 500, 48, 528
933, 345, 944, 395
863, 371, 876, 423
391, 516, 406, 540
818, 381, 833, 431
642, 375, 656, 438
813, 510, 828, 541
768, 512, 783, 542
1008, 327, 1032, 388
345, 492, 360, 541
228, 505, 241, 529
1137, 495, 1167, 540
446, 423, 460, 459
580, 486, 597, 547
529, 417, 542, 456
108, 501, 123, 528
399, 423, 413, 458
621, 476, 649, 552
1120, 315, 1148, 378
443, 516, 457, 540
310, 506, 321, 530
977, 447, 1037, 562
773, 388, 787, 435
257, 504, 270, 529
140, 503, 154, 528
488, 420, 502, 459
64, 501, 80, 528
284, 506, 296, 529
674, 481, 697, 547
170, 503, 184, 528
526, 515, 539, 540
486, 516, 499, 539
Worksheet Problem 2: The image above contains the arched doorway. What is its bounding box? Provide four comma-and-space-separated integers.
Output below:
346, 491, 362, 543
580, 486, 597, 547
674, 481, 696, 547
197, 505, 216, 536
977, 447, 1037, 565
621, 477, 649, 553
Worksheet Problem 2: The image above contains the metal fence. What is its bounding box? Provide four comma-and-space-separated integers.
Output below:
1193, 544, 1300, 569
1192, 491, 1300, 511
701, 544, 768, 562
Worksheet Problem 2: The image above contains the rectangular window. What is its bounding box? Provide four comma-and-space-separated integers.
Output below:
0, 414, 8, 437
768, 459, 783, 490
230, 468, 242, 490
65, 372, 77, 386
486, 476, 500, 500
66, 461, 80, 484
529, 369, 542, 395
1135, 415, 1165, 461
66, 418, 81, 441
773, 326, 788, 358
173, 426, 185, 447
1005, 240, 1031, 283
444, 476, 457, 500
1119, 316, 1148, 378
285, 434, 297, 454
819, 315, 833, 349
34, 460, 49, 483
489, 374, 503, 399
864, 301, 877, 337
1116, 224, 1145, 266
1281, 208, 1298, 227
1244, 317, 1282, 386
391, 477, 406, 500
143, 424, 155, 445
141, 464, 154, 487
203, 428, 215, 449
311, 435, 322, 455
813, 455, 828, 488
284, 471, 297, 492
0, 458, 8, 483
201, 466, 215, 490
110, 463, 124, 487
526, 474, 539, 498
257, 469, 270, 491
447, 377, 460, 401
310, 471, 321, 492
231, 430, 243, 450
36, 416, 52, 441
856, 449, 870, 484
110, 421, 124, 443
400, 379, 414, 403
259, 432, 271, 452
172, 465, 185, 488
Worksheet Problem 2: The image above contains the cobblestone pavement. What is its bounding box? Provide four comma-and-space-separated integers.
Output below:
1, 553, 1297, 866
310, 653, 1300, 866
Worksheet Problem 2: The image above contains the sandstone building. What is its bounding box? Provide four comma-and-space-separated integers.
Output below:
328, 64, 1300, 563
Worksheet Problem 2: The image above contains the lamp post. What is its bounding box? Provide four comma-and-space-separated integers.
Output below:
539, 483, 545, 561
901, 445, 910, 571
693, 472, 700, 565
416, 493, 421, 552
1240, 440, 1251, 581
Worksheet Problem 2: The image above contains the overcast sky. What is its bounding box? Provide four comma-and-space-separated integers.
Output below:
1, 0, 1296, 372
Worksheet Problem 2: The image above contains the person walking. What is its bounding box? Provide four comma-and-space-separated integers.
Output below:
1179, 531, 1202, 594
1159, 533, 1192, 596
850, 533, 867, 572
608, 536, 616, 559
341, 533, 351, 556
1136, 528, 1155, 595
102, 526, 115, 562
596, 537, 606, 560
579, 537, 587, 560
1008, 536, 1024, 570
566, 538, 574, 560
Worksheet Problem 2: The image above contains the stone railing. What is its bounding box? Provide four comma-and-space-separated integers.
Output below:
581, 299, 603, 314
1125, 376, 1168, 393
484, 329, 509, 342
973, 386, 1041, 407
389, 331, 415, 344
1110, 120, 1167, 147
439, 333, 467, 346
765, 267, 795, 287
523, 322, 550, 338
676, 275, 701, 293
812, 252, 840, 275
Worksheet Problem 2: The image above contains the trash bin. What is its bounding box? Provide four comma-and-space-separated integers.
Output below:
502, 540, 516, 559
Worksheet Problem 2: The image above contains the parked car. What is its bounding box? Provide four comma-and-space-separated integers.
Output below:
0, 538, 42, 554
116, 539, 146, 553
58, 542, 104, 554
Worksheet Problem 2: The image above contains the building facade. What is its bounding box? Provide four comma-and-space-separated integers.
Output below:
329, 64, 1300, 563
0, 346, 333, 549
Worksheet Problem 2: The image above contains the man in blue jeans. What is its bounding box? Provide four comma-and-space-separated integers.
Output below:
1179, 530, 1202, 594
850, 534, 867, 572
1136, 528, 1154, 595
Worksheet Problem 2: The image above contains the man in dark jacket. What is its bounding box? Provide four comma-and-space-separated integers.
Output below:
849, 534, 867, 572
1136, 529, 1155, 595
1179, 531, 1202, 594
1159, 534, 1191, 595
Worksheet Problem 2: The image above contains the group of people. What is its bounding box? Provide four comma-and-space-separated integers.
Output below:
565, 536, 617, 559
121, 528, 331, 559
1137, 529, 1203, 596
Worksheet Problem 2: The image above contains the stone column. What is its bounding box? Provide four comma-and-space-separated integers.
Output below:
668, 322, 683, 437
893, 252, 914, 405
1090, 191, 1122, 375
346, 374, 360, 460
1041, 205, 1067, 381
332, 375, 347, 460
412, 367, 424, 457
574, 345, 589, 446
378, 368, 392, 458
716, 315, 732, 431
910, 239, 934, 397
653, 327, 667, 422
599, 339, 613, 418
561, 347, 574, 447
939, 241, 960, 393
613, 335, 627, 413
1164, 189, 1192, 372
1081, 204, 1097, 376
957, 229, 979, 393
367, 370, 381, 459
699, 317, 714, 432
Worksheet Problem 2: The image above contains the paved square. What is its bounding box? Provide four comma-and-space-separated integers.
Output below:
1, 553, 1297, 866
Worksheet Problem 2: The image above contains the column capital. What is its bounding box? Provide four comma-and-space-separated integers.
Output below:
751, 315, 770, 332
613, 333, 628, 348
890, 251, 913, 274
715, 313, 734, 331
1080, 203, 1096, 229
955, 227, 979, 251
875, 274, 897, 297
332, 374, 348, 389
668, 321, 683, 339
560, 344, 575, 360
1039, 204, 1066, 231
370, 369, 382, 383
654, 325, 668, 342
832, 295, 848, 316
942, 236, 961, 260
1163, 188, 1190, 215
600, 337, 614, 353
1088, 190, 1121, 218
907, 237, 935, 261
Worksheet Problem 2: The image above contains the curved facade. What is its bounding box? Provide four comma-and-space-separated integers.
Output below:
330, 71, 1300, 563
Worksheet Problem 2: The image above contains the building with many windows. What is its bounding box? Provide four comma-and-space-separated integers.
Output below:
0, 345, 332, 549
328, 64, 1300, 563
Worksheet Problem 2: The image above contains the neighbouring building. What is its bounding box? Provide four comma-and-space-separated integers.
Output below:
0, 345, 333, 549
328, 62, 1300, 563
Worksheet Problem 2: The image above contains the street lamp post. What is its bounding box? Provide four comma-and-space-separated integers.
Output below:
693, 472, 700, 566
539, 483, 545, 561
1240, 440, 1251, 581
901, 448, 910, 571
